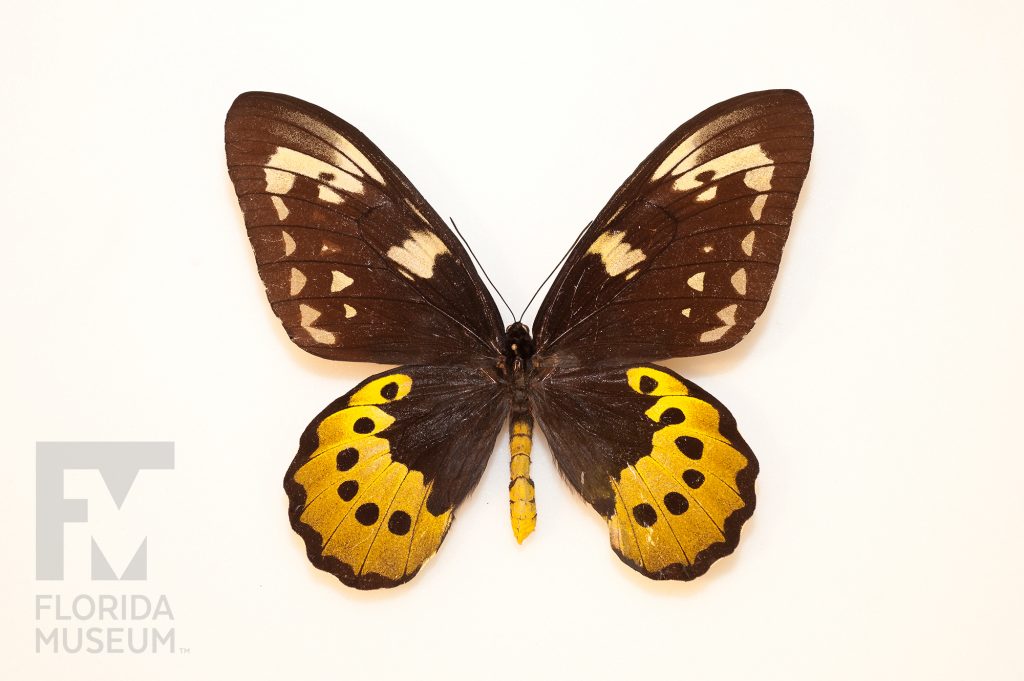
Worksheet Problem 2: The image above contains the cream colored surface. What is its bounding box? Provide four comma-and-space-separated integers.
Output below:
263, 167, 295, 195
672, 144, 771, 193
586, 230, 646, 276
3, 3, 1023, 680
749, 194, 768, 220
330, 270, 354, 292
405, 198, 432, 225
386, 230, 449, 279
695, 185, 717, 202
281, 230, 296, 256
743, 166, 774, 192
274, 108, 386, 185
741, 230, 756, 256
700, 304, 739, 342
730, 268, 747, 295
267, 146, 364, 197
289, 267, 306, 296
270, 195, 289, 220
650, 109, 747, 181
298, 304, 335, 344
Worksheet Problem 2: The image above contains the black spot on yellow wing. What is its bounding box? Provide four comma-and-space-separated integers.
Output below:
388, 510, 412, 536
285, 372, 454, 590
663, 491, 689, 515
606, 366, 757, 581
336, 448, 358, 471
380, 381, 399, 400
676, 435, 704, 460
337, 480, 358, 501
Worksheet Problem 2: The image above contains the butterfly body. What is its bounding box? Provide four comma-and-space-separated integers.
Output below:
226, 89, 813, 588
495, 321, 539, 542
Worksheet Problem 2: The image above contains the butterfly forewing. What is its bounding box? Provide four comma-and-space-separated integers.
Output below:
225, 92, 505, 365
533, 89, 813, 365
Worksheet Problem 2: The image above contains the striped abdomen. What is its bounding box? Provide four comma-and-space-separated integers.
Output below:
509, 402, 536, 543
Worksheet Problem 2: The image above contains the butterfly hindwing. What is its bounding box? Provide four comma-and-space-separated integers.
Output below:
533, 363, 757, 580
225, 92, 504, 365
285, 365, 507, 589
533, 89, 813, 364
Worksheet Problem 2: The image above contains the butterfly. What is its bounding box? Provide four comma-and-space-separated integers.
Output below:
224, 89, 813, 589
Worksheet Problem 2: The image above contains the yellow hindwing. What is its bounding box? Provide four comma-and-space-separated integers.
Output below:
289, 372, 453, 588
608, 367, 754, 578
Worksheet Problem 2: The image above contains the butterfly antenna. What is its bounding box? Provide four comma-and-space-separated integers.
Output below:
516, 221, 592, 323
448, 217, 516, 322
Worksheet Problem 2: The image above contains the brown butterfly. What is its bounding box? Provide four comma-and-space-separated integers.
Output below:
225, 90, 813, 589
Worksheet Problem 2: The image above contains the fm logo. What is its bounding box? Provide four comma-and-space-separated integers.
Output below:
36, 442, 174, 580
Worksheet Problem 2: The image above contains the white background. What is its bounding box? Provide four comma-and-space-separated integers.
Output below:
2, 1, 1022, 679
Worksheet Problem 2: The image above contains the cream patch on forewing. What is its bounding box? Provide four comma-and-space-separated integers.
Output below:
318, 185, 343, 204
702, 245, 714, 253
587, 231, 646, 277
695, 186, 718, 202
741, 230, 756, 256
276, 110, 386, 185
335, 139, 385, 185
744, 166, 774, 192
344, 304, 357, 318
681, 307, 692, 318
321, 240, 341, 254
290, 267, 307, 296
731, 268, 747, 295
672, 144, 772, 193
607, 203, 626, 224
687, 271, 705, 291
298, 304, 335, 344
386, 231, 450, 278
264, 168, 295, 195
404, 199, 432, 226
700, 304, 739, 343
282, 231, 296, 256
270, 196, 289, 220
266, 147, 364, 199
650, 109, 748, 181
749, 195, 768, 220
331, 270, 354, 292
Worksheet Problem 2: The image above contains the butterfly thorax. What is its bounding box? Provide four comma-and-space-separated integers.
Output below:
499, 321, 537, 402
503, 322, 536, 377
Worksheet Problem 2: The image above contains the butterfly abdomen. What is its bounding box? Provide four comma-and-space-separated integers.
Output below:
509, 398, 536, 543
